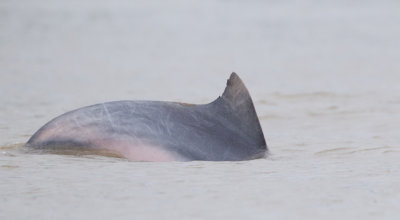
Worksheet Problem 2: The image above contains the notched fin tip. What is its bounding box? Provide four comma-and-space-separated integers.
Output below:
218, 72, 267, 151
222, 72, 250, 102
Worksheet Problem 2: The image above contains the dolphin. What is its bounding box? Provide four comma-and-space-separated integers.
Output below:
25, 73, 267, 161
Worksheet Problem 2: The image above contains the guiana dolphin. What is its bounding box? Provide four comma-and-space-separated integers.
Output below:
25, 73, 267, 161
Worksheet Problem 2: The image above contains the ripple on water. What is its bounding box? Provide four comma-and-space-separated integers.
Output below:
315, 146, 393, 156
1, 164, 20, 169
0, 143, 24, 150
270, 92, 342, 100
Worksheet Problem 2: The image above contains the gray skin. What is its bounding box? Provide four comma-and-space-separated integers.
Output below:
25, 73, 267, 161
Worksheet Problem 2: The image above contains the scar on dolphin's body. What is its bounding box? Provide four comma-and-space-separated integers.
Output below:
25, 72, 268, 161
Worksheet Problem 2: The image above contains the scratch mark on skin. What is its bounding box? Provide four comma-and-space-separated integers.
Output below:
26, 73, 267, 161
102, 103, 115, 128
136, 120, 154, 135
163, 111, 172, 137
72, 115, 82, 129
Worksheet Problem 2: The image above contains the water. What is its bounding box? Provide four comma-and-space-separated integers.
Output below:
1, 0, 400, 219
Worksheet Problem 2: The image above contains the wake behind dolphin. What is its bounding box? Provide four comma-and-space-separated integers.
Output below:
26, 73, 267, 161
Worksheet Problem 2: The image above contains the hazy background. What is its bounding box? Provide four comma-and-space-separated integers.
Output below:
1, 0, 399, 219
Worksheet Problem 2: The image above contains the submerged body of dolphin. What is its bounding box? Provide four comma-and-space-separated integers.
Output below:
26, 73, 267, 161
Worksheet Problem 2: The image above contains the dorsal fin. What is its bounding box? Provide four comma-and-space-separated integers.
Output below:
221, 72, 252, 108
215, 72, 267, 150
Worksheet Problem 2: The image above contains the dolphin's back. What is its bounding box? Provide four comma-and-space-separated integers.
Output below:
26, 73, 267, 161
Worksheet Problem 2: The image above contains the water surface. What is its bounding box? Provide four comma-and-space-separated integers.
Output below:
1, 0, 399, 219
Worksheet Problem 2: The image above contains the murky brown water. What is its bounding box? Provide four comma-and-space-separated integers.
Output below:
1, 0, 400, 219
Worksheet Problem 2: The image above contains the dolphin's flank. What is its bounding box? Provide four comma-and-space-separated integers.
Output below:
25, 72, 268, 161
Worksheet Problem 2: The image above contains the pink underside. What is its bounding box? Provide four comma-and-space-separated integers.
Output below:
107, 142, 178, 162
92, 139, 179, 162
35, 126, 179, 162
